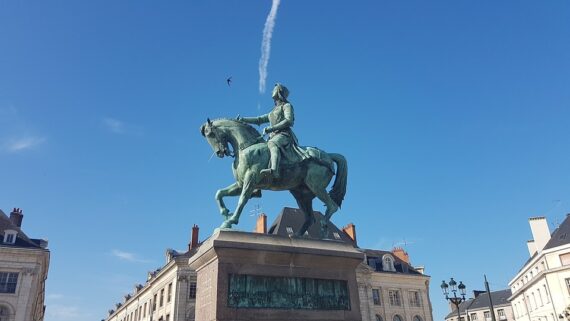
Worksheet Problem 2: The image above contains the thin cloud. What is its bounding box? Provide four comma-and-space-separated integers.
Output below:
111, 249, 150, 263
258, 0, 281, 94
46, 293, 64, 300
4, 136, 46, 152
102, 118, 126, 134
46, 305, 83, 320
102, 117, 142, 136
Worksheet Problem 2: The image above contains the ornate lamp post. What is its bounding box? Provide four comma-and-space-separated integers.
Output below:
441, 278, 467, 321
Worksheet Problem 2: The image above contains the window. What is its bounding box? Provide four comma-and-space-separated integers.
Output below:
543, 285, 550, 303
189, 282, 197, 299
409, 291, 421, 307
166, 314, 170, 321
393, 315, 404, 321
537, 288, 543, 306
498, 309, 506, 320
471, 313, 478, 321
143, 303, 147, 317
484, 311, 491, 321
389, 290, 401, 306
413, 316, 422, 321
0, 305, 10, 321
527, 295, 533, 311
153, 294, 157, 311
167, 283, 172, 302
160, 289, 164, 307
376, 315, 383, 321
383, 255, 396, 272
3, 230, 16, 244
372, 289, 381, 305
0, 272, 18, 293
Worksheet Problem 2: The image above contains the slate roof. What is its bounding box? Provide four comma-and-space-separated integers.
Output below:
0, 209, 42, 248
543, 214, 570, 250
516, 214, 570, 274
267, 207, 424, 276
360, 248, 424, 275
444, 289, 512, 319
268, 207, 356, 245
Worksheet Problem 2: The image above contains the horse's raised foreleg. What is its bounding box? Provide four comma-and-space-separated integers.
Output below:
215, 182, 242, 220
221, 171, 256, 229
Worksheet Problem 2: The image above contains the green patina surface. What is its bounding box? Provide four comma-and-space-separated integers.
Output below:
228, 274, 351, 310
201, 83, 348, 238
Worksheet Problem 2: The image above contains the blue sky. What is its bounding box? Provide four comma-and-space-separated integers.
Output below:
1, 1, 569, 320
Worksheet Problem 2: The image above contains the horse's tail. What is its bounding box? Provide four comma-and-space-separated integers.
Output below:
329, 153, 348, 208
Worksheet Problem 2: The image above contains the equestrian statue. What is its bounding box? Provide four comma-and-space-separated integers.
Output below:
200, 83, 347, 238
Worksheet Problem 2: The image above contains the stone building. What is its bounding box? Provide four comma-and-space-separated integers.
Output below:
103, 208, 433, 321
357, 247, 432, 321
0, 208, 50, 321
508, 215, 570, 321
444, 289, 514, 321
105, 225, 201, 321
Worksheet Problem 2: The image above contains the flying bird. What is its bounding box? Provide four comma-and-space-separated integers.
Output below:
226, 76, 232, 87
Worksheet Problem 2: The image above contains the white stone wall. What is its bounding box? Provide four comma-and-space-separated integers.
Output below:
0, 246, 49, 321
509, 244, 570, 321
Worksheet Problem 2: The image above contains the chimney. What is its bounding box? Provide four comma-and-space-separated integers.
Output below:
342, 223, 357, 245
529, 217, 551, 253
9, 208, 23, 227
473, 290, 486, 298
255, 213, 267, 234
189, 225, 199, 251
392, 247, 410, 264
527, 240, 537, 257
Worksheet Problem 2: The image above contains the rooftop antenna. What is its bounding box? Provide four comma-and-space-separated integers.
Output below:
393, 238, 415, 248
249, 204, 263, 217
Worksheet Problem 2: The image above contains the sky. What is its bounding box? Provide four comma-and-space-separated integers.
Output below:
0, 1, 569, 320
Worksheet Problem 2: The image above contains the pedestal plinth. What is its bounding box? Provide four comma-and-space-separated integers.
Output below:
188, 229, 363, 321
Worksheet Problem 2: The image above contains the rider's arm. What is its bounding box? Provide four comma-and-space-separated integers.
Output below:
240, 114, 269, 125
270, 103, 294, 131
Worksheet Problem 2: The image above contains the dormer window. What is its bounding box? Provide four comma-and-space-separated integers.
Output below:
3, 230, 17, 244
382, 254, 396, 272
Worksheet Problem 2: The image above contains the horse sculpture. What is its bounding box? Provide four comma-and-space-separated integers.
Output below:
201, 118, 347, 238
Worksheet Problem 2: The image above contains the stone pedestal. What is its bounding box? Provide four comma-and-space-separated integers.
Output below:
188, 229, 363, 321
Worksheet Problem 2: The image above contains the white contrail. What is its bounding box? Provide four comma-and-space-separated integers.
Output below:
258, 0, 281, 94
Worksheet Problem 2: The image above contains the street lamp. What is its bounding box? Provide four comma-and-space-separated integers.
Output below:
441, 278, 467, 321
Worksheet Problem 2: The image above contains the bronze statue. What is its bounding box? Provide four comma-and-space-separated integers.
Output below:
201, 83, 347, 238
238, 84, 307, 179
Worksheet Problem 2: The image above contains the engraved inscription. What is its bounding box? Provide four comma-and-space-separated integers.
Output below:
228, 274, 350, 310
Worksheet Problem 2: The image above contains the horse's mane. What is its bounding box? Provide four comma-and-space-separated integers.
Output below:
211, 118, 261, 138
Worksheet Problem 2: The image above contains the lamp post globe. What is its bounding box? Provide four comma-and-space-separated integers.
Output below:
442, 278, 467, 321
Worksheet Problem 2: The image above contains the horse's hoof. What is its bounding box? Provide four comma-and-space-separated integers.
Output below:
220, 221, 232, 229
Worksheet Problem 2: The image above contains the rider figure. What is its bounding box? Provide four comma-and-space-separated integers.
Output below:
239, 83, 304, 179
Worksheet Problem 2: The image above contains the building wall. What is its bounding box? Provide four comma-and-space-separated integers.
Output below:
0, 246, 50, 321
509, 244, 570, 321
357, 265, 432, 321
106, 255, 197, 321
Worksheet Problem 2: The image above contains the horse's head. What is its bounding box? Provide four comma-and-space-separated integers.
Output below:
200, 118, 230, 158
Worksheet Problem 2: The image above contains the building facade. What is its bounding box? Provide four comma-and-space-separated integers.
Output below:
508, 215, 570, 321
444, 289, 514, 321
357, 247, 433, 321
105, 225, 200, 321
104, 208, 434, 321
0, 208, 50, 321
